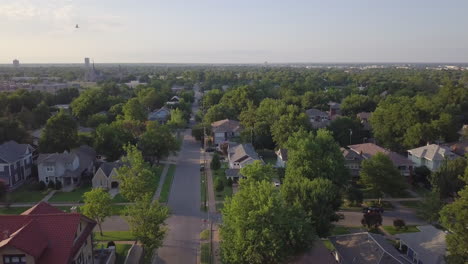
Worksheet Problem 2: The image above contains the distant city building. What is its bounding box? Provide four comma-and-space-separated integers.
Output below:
84, 57, 90, 67
12, 59, 19, 67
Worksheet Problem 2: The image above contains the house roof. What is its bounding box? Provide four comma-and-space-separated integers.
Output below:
98, 161, 122, 177
225, 168, 241, 178
148, 107, 171, 121
0, 203, 96, 264
37, 152, 77, 165
357, 112, 372, 120
21, 201, 64, 215
395, 225, 446, 264
329, 232, 411, 264
341, 148, 364, 161
276, 148, 288, 161
328, 101, 341, 109
211, 119, 241, 133
408, 144, 457, 161
38, 145, 96, 178
348, 143, 413, 167
230, 143, 260, 163
444, 141, 468, 156
0, 140, 32, 164
305, 108, 328, 117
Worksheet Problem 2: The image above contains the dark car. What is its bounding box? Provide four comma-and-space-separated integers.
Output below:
362, 207, 384, 214
200, 164, 205, 172
205, 147, 215, 152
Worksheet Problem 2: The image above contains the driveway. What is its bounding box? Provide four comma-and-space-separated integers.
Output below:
155, 129, 205, 264
337, 207, 426, 227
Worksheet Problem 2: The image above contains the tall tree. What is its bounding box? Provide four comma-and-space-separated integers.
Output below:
285, 129, 349, 186
81, 188, 112, 235
340, 94, 376, 116
359, 153, 407, 197
94, 121, 136, 161
430, 157, 467, 199
328, 116, 363, 146
167, 108, 186, 129
239, 161, 276, 183
271, 105, 310, 147
221, 180, 315, 264
139, 122, 179, 164
126, 194, 169, 261
117, 145, 155, 202
122, 98, 147, 121
39, 111, 79, 153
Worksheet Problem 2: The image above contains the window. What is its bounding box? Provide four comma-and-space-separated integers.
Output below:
0, 165, 3, 172
3, 255, 26, 264
46, 166, 54, 172
45, 177, 49, 183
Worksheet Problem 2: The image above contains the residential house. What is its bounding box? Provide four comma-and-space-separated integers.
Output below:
92, 161, 122, 189
407, 144, 458, 171
305, 108, 330, 129
341, 148, 364, 178
211, 119, 242, 145
357, 112, 372, 131
166, 96, 180, 106
458, 124, 467, 140
147, 107, 171, 124
0, 141, 33, 190
0, 202, 96, 264
171, 85, 185, 94
328, 101, 341, 119
348, 143, 414, 177
275, 148, 288, 168
37, 145, 96, 188
225, 143, 262, 180
444, 141, 468, 157
329, 232, 411, 264
395, 225, 446, 264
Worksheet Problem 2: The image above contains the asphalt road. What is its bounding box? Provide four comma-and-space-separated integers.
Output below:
155, 131, 205, 263
337, 207, 426, 227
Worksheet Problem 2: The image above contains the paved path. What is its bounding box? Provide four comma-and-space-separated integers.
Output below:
155, 129, 205, 264
153, 163, 170, 201
41, 190, 56, 202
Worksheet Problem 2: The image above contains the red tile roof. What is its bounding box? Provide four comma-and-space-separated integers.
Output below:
0, 203, 96, 264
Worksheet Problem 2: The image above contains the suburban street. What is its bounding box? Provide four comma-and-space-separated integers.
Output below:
155, 86, 206, 264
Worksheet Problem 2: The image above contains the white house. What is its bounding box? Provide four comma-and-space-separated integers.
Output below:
225, 143, 262, 180
211, 119, 241, 145
0, 141, 33, 189
275, 148, 288, 168
407, 144, 458, 171
305, 108, 330, 129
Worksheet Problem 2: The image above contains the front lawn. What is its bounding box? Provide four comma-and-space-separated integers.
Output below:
94, 231, 136, 241
330, 226, 351, 236
382, 225, 420, 235
159, 165, 176, 203
112, 193, 129, 203
149, 165, 164, 192
96, 243, 132, 264
8, 184, 50, 203
399, 200, 422, 209
213, 168, 232, 202
0, 206, 30, 215
110, 205, 128, 216
200, 242, 211, 264
48, 185, 92, 203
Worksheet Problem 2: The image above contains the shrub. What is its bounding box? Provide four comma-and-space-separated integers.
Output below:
211, 153, 221, 170
55, 181, 62, 190
226, 177, 233, 187
344, 185, 363, 206
38, 181, 46, 190
107, 241, 116, 248
215, 177, 224, 192
47, 181, 56, 189
393, 219, 406, 230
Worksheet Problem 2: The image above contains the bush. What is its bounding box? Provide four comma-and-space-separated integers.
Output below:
55, 180, 62, 190
344, 185, 363, 206
215, 177, 224, 192
38, 181, 46, 190
211, 153, 221, 170
393, 219, 406, 230
28, 181, 43, 191
226, 177, 233, 187
107, 241, 116, 248
47, 181, 56, 189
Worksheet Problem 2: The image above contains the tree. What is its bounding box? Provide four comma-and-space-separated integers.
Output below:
430, 157, 467, 199
285, 129, 349, 186
340, 94, 376, 116
139, 122, 179, 164
361, 211, 383, 229
271, 105, 310, 147
328, 116, 362, 146
282, 177, 341, 237
439, 172, 468, 263
191, 123, 211, 142
122, 98, 147, 121
167, 108, 186, 129
32, 101, 50, 128
82, 188, 112, 235
359, 153, 407, 197
416, 190, 443, 223
126, 194, 169, 260
71, 88, 108, 121
94, 122, 136, 161
215, 177, 224, 192
87, 113, 109, 128
203, 104, 236, 124
221, 180, 315, 264
117, 145, 155, 202
39, 111, 79, 153
211, 153, 221, 170
239, 160, 276, 183
0, 118, 28, 143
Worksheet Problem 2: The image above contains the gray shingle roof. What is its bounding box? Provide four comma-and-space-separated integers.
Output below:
408, 144, 456, 161
348, 143, 414, 166
230, 143, 260, 163
395, 225, 446, 264
305, 108, 328, 117
98, 162, 122, 177
211, 119, 241, 133
0, 141, 32, 163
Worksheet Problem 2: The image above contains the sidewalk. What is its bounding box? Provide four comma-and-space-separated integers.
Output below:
40, 190, 56, 202
205, 154, 217, 214
152, 163, 170, 202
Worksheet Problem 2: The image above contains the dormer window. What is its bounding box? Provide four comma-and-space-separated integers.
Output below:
3, 255, 26, 264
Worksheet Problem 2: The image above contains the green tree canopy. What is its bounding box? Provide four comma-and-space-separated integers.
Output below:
240, 160, 276, 183
82, 188, 112, 235
430, 157, 467, 199
359, 153, 408, 197
328, 116, 362, 146
122, 98, 147, 121
39, 111, 79, 153
138, 122, 179, 164
340, 94, 376, 116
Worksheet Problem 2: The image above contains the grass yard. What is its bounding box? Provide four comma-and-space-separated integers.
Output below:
159, 165, 176, 203
200, 242, 211, 264
0, 206, 30, 214
213, 169, 232, 202
111, 193, 129, 203
149, 164, 164, 192
200, 172, 207, 212
200, 229, 210, 240
257, 149, 277, 166
322, 239, 335, 251
382, 225, 420, 235
399, 200, 422, 209
330, 226, 351, 236
7, 184, 50, 203
94, 231, 136, 241
96, 243, 132, 264
110, 204, 128, 216
48, 185, 92, 203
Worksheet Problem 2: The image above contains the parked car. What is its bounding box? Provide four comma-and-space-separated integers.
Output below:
205, 147, 215, 152
362, 207, 384, 214
200, 164, 205, 172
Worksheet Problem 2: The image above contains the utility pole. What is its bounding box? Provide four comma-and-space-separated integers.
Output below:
349, 129, 353, 145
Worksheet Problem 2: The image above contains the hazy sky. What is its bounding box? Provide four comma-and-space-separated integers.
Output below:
1, 0, 468, 63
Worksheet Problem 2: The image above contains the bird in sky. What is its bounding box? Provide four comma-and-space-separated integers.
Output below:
75, 24, 79, 29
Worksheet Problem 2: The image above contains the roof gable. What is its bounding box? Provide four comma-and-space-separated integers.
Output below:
0, 141, 32, 163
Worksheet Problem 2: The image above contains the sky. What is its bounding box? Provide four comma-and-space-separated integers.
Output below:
1, 0, 468, 63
